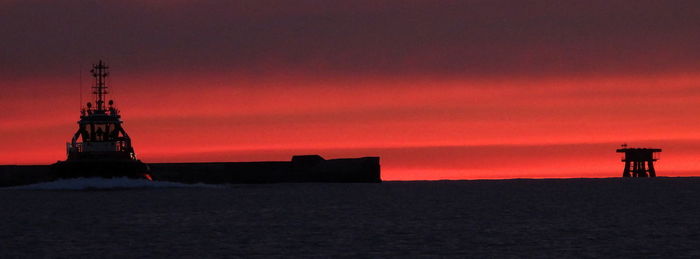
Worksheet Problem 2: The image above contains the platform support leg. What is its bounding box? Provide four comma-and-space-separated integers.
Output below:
633, 161, 644, 177
623, 161, 631, 177
647, 161, 656, 177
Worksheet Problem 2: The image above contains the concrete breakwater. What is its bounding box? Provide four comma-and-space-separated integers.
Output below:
0, 155, 381, 187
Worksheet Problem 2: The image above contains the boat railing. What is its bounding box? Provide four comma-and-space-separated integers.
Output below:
67, 140, 129, 154
67, 142, 83, 155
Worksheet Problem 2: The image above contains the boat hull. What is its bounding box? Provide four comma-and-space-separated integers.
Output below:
50, 159, 150, 179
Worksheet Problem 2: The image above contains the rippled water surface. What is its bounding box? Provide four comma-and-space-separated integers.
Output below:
2, 178, 699, 257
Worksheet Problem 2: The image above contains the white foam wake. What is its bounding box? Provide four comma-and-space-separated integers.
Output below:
9, 177, 219, 190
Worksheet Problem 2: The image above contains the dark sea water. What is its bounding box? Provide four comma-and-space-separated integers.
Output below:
2, 178, 699, 257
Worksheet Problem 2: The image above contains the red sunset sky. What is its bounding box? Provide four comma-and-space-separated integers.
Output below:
2, 0, 700, 180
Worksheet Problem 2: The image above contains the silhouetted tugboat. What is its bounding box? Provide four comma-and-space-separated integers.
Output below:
51, 60, 149, 179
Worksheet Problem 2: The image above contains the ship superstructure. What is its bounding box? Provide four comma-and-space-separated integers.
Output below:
67, 60, 136, 160
52, 60, 149, 179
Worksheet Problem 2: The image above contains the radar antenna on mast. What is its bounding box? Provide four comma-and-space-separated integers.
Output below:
90, 60, 109, 111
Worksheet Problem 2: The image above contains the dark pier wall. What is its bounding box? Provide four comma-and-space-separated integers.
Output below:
0, 165, 53, 187
0, 156, 381, 187
149, 156, 381, 184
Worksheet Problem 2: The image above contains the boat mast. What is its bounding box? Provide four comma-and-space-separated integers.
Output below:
90, 60, 109, 111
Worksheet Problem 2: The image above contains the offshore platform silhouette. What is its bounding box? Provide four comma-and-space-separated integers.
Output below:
616, 144, 661, 177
